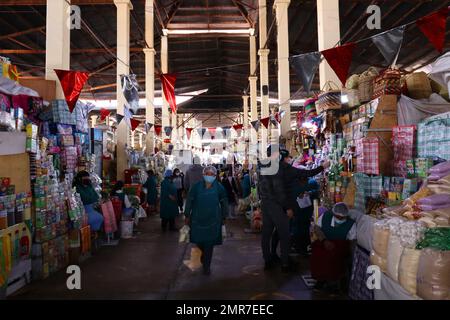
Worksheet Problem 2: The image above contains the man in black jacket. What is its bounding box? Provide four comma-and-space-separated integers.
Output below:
258, 146, 328, 273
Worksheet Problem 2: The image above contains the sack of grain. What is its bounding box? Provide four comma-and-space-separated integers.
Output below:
370, 251, 387, 272
386, 235, 404, 282
416, 248, 450, 300
398, 248, 422, 295
371, 221, 391, 272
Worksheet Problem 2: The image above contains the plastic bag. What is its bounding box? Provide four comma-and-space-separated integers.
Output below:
417, 194, 450, 206
372, 220, 390, 259
416, 248, 450, 300
370, 251, 387, 272
222, 225, 227, 238
416, 227, 450, 251
178, 225, 190, 244
429, 161, 450, 174
398, 248, 421, 295
398, 221, 426, 248
417, 202, 450, 212
386, 235, 404, 282
297, 194, 312, 208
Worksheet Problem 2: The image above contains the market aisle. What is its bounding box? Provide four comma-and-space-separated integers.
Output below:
11, 215, 344, 300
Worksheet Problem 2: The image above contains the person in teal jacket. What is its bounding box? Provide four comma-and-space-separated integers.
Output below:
73, 171, 104, 232
240, 169, 251, 199
160, 169, 179, 232
143, 170, 158, 211
184, 165, 229, 275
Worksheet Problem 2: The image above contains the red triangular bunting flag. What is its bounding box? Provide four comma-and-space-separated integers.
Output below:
130, 118, 140, 131
154, 125, 162, 136
54, 69, 90, 112
100, 108, 111, 121
160, 73, 177, 113
416, 7, 449, 53
321, 42, 356, 85
260, 117, 270, 128
232, 124, 243, 131
209, 128, 216, 137
186, 128, 193, 139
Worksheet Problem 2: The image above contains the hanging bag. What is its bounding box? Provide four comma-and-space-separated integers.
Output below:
404, 72, 433, 99
316, 81, 342, 114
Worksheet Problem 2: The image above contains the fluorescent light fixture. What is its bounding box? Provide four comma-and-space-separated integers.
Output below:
81, 89, 208, 110
164, 29, 254, 35
341, 94, 349, 104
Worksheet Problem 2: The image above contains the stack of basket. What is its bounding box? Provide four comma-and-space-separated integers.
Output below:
404, 72, 432, 100
358, 67, 379, 103
316, 81, 342, 114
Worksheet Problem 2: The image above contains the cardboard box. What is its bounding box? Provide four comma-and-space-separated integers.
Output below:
19, 78, 56, 102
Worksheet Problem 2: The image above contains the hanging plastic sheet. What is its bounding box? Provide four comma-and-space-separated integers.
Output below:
120, 74, 140, 114
398, 94, 450, 126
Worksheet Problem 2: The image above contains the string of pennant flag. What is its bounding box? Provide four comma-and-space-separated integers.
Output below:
290, 7, 449, 94
51, 7, 448, 135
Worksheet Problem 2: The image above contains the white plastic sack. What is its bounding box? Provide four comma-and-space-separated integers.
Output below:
398, 248, 422, 296
429, 51, 450, 93
179, 225, 190, 243
222, 225, 227, 238
398, 94, 450, 126
297, 194, 312, 208
386, 235, 404, 282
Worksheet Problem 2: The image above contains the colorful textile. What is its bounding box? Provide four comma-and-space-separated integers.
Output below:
349, 245, 374, 300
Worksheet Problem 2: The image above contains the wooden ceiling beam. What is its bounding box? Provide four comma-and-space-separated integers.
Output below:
231, 0, 254, 27
0, 0, 115, 4
0, 47, 144, 54
0, 25, 44, 41
178, 6, 239, 11
166, 0, 184, 25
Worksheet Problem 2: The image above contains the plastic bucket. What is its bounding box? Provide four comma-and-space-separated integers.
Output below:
120, 221, 133, 239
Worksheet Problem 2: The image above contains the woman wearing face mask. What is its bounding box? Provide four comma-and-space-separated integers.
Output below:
73, 171, 104, 232
184, 166, 229, 275
160, 169, 179, 232
311, 202, 356, 294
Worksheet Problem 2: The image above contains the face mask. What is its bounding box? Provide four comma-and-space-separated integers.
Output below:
203, 175, 216, 184
82, 180, 91, 186
334, 217, 346, 224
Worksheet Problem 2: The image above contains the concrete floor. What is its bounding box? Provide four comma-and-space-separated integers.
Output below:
11, 215, 346, 300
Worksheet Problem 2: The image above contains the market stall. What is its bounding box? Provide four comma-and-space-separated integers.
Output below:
289, 48, 450, 300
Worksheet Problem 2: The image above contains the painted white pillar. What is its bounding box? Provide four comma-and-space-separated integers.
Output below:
115, 0, 132, 180
249, 35, 258, 148
258, 0, 270, 155
242, 95, 249, 129
161, 35, 170, 145
90, 115, 98, 128
274, 0, 291, 137
139, 132, 143, 149
45, 0, 70, 99
317, 0, 341, 87
144, 0, 155, 155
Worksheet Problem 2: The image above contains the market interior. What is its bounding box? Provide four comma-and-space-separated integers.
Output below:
1, 0, 450, 300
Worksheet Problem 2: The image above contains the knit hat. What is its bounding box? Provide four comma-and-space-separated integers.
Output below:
332, 202, 349, 217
